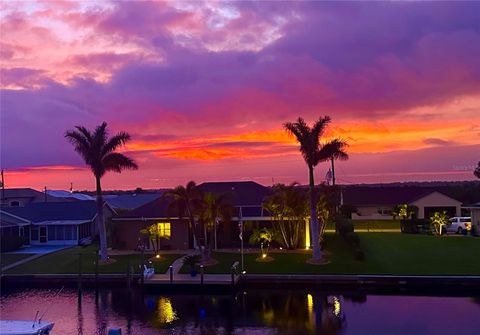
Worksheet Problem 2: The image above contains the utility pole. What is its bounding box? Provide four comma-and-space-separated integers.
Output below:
44, 186, 47, 202
1, 169, 5, 206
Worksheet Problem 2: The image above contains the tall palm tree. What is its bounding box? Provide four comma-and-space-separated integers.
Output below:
164, 181, 203, 251
326, 139, 349, 186
65, 122, 138, 261
284, 116, 345, 262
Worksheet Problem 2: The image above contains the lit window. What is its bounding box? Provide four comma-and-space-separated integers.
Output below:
156, 222, 171, 238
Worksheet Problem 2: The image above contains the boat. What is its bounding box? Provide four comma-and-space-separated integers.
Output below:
0, 320, 54, 335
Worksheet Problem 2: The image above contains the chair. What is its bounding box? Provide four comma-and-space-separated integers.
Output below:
143, 264, 155, 279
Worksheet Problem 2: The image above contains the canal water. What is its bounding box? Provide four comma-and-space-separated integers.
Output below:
1, 287, 479, 334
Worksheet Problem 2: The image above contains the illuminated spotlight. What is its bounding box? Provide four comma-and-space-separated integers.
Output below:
262, 253, 267, 258
242, 270, 246, 275
156, 254, 160, 259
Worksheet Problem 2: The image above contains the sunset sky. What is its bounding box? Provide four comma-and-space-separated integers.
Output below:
1, 1, 479, 191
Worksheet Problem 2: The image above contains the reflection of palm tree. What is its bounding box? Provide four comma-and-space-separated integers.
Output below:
65, 122, 138, 261
284, 117, 346, 262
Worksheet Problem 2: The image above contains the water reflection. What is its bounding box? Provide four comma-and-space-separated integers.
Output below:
1, 287, 478, 335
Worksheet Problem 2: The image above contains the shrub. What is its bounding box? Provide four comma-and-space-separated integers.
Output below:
336, 218, 354, 236
1, 234, 25, 252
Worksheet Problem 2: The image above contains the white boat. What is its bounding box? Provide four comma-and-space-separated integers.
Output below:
0, 320, 54, 335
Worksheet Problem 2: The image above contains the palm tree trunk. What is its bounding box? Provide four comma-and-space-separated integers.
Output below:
309, 165, 321, 261
331, 157, 336, 186
95, 176, 108, 262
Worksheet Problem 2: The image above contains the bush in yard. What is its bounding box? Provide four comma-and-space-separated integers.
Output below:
336, 218, 354, 236
1, 234, 25, 252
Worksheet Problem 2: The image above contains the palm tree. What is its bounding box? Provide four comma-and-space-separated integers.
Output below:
326, 139, 349, 186
262, 182, 308, 249
164, 181, 203, 251
65, 122, 138, 261
284, 116, 346, 262
198, 192, 233, 260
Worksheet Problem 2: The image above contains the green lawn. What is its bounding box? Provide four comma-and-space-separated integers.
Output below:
325, 220, 401, 231
352, 220, 401, 231
5, 245, 184, 275
1, 253, 34, 268
180, 233, 480, 275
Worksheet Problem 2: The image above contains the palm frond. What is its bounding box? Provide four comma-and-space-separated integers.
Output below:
103, 152, 138, 173
315, 138, 349, 164
102, 131, 131, 156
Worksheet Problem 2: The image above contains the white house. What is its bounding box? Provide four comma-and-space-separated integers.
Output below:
343, 186, 462, 220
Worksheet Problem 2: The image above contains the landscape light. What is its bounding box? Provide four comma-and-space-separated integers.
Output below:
262, 253, 267, 258
156, 254, 160, 259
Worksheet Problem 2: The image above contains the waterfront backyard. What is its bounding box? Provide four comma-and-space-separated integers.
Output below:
3, 233, 479, 276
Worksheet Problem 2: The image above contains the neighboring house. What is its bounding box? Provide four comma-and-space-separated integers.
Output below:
343, 187, 462, 220
0, 188, 66, 207
462, 202, 480, 236
0, 201, 116, 246
112, 181, 275, 251
0, 210, 30, 244
105, 193, 163, 212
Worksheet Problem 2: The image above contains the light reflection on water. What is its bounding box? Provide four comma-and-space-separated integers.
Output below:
1, 287, 479, 335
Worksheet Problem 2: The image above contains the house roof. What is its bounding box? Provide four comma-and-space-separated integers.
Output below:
116, 196, 172, 219
0, 211, 30, 227
342, 186, 461, 206
116, 181, 271, 220
47, 190, 95, 201
198, 181, 270, 206
1, 201, 100, 223
1, 188, 64, 203
106, 193, 164, 210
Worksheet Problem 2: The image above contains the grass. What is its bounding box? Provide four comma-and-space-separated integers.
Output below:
1, 253, 35, 268
352, 220, 401, 231
325, 220, 401, 231
5, 245, 184, 275
180, 233, 480, 275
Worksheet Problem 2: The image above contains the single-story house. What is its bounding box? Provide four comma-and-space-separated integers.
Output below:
0, 210, 30, 243
462, 202, 480, 236
0, 201, 115, 246
342, 187, 462, 220
112, 181, 287, 251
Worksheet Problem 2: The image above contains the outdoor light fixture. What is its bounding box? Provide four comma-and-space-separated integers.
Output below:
156, 254, 160, 259
262, 253, 267, 258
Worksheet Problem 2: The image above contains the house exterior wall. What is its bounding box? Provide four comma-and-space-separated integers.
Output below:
113, 219, 190, 250
352, 206, 394, 220
410, 192, 461, 219
470, 208, 480, 236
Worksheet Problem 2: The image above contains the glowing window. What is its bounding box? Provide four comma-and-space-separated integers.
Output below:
157, 222, 171, 238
